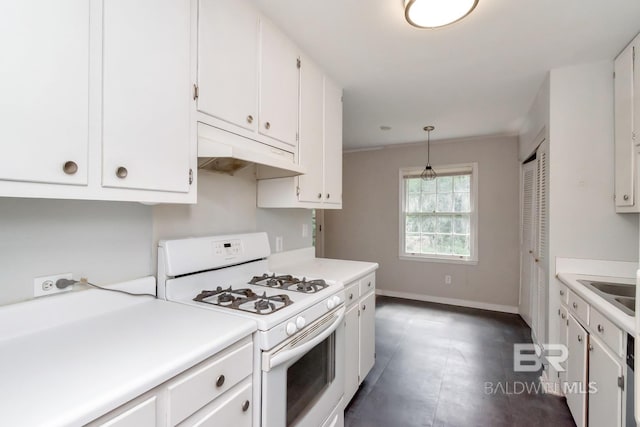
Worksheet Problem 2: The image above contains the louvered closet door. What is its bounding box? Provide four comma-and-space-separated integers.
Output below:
519, 160, 537, 327
535, 142, 549, 345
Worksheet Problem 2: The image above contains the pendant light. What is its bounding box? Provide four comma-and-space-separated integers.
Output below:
420, 125, 437, 181
404, 0, 479, 29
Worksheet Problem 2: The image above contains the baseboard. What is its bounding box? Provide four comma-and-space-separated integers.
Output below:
375, 289, 519, 314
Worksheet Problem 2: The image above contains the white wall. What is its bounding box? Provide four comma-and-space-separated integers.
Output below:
0, 198, 153, 306
324, 135, 521, 311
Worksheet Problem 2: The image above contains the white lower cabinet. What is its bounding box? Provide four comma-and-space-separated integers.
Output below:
588, 336, 623, 427
343, 273, 376, 407
566, 314, 588, 427
88, 337, 253, 427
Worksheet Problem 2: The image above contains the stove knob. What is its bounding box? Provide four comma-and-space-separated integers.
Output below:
286, 322, 297, 336
332, 295, 341, 305
296, 316, 306, 329
327, 298, 336, 310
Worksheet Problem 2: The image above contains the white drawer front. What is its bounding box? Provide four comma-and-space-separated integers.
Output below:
168, 340, 253, 425
99, 396, 156, 427
345, 282, 359, 308
178, 377, 252, 427
590, 308, 623, 358
568, 290, 589, 325
359, 273, 375, 296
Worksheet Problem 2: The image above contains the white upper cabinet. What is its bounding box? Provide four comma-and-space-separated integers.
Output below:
0, 0, 89, 186
198, 0, 258, 132
259, 19, 299, 147
323, 77, 343, 205
102, 0, 192, 193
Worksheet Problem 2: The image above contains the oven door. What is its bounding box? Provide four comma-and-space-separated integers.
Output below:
262, 306, 345, 427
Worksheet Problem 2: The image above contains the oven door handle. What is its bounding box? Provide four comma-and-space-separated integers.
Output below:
269, 307, 345, 370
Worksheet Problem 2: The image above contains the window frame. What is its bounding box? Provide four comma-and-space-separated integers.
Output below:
398, 162, 479, 265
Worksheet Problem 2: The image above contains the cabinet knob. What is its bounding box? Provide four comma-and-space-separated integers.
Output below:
368, 281, 372, 287
528, 250, 533, 254
597, 324, 604, 333
247, 115, 254, 124
362, 304, 366, 311
561, 313, 566, 319
577, 335, 582, 343
623, 194, 629, 201
572, 302, 578, 309
242, 400, 250, 412
116, 166, 128, 179
63, 161, 78, 175
326, 193, 330, 199
349, 293, 353, 300
559, 290, 564, 296
317, 193, 322, 199
588, 344, 594, 352
215, 374, 225, 387
264, 121, 271, 130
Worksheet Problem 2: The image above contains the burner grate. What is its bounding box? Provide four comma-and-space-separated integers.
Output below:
249, 273, 328, 293
193, 286, 293, 314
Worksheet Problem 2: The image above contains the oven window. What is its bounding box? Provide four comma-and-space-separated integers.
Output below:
286, 332, 335, 425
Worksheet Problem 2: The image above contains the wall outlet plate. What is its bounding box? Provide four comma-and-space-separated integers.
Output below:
275, 236, 284, 252
33, 273, 73, 297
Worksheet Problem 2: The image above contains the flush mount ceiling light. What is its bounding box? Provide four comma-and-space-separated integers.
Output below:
420, 125, 437, 181
404, 0, 479, 29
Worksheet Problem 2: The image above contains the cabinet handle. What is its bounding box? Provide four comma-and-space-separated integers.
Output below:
572, 302, 578, 309
116, 166, 128, 179
242, 400, 250, 412
597, 324, 604, 333
528, 250, 533, 254
534, 258, 539, 263
327, 193, 330, 199
362, 304, 366, 311
215, 374, 225, 387
317, 193, 322, 199
588, 344, 594, 352
63, 161, 78, 175
349, 293, 353, 300
559, 290, 564, 296
561, 313, 566, 320
624, 194, 630, 201
577, 335, 582, 343
368, 281, 372, 288
264, 121, 271, 130
247, 115, 253, 124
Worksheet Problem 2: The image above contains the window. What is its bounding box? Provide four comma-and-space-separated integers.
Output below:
399, 163, 478, 264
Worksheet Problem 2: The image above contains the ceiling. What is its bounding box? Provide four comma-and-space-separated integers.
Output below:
251, 0, 640, 149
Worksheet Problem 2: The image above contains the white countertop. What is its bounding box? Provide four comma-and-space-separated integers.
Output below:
269, 247, 379, 285
557, 272, 635, 334
0, 277, 256, 427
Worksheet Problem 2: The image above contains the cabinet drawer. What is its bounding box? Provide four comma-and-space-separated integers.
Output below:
93, 396, 157, 427
559, 283, 569, 305
345, 282, 359, 307
359, 273, 375, 296
568, 291, 590, 325
590, 308, 623, 357
168, 339, 253, 425
178, 377, 252, 427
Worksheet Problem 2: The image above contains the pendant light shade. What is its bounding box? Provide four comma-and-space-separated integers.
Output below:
404, 0, 478, 29
420, 126, 437, 181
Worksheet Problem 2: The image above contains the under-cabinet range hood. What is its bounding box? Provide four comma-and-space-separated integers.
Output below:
197, 122, 305, 178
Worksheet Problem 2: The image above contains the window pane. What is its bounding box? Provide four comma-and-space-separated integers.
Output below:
437, 216, 452, 233
405, 235, 420, 253
421, 193, 437, 212
453, 235, 470, 256
421, 178, 436, 193
421, 234, 437, 253
453, 192, 470, 212
437, 176, 453, 193
453, 215, 470, 234
421, 216, 437, 233
407, 178, 421, 193
407, 193, 420, 212
436, 234, 452, 254
437, 193, 453, 212
406, 215, 420, 233
454, 175, 470, 192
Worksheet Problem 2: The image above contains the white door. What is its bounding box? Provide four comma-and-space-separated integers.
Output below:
102, 0, 192, 193
588, 336, 623, 427
519, 160, 537, 326
198, 0, 258, 132
0, 0, 89, 185
566, 314, 588, 427
298, 56, 324, 202
359, 292, 376, 381
259, 19, 299, 147
344, 303, 360, 406
323, 77, 343, 206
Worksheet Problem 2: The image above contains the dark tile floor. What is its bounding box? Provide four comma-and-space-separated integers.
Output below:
344, 296, 576, 427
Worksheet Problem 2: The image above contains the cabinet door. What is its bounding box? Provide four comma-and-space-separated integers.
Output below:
588, 336, 623, 427
259, 19, 299, 147
198, 0, 258, 132
614, 42, 635, 207
566, 314, 588, 427
102, 0, 192, 193
558, 306, 569, 386
323, 77, 343, 205
359, 292, 376, 382
344, 303, 360, 406
100, 397, 156, 427
0, 0, 89, 185
297, 56, 325, 202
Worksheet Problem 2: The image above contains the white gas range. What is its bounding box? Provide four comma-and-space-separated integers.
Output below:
157, 232, 345, 427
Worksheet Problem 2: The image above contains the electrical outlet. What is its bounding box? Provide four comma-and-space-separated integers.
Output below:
33, 273, 73, 297
445, 275, 452, 285
275, 236, 284, 253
